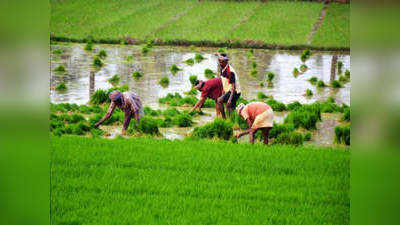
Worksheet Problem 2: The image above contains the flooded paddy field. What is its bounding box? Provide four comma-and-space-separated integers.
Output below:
50, 43, 350, 146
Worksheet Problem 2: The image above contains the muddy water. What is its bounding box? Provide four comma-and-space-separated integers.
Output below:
50, 43, 350, 145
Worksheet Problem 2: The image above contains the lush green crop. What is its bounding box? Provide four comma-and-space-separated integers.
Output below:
55, 82, 67, 91
51, 136, 349, 225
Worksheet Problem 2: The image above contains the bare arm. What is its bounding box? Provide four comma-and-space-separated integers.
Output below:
95, 102, 116, 127
122, 111, 132, 132
189, 96, 206, 113
235, 118, 254, 138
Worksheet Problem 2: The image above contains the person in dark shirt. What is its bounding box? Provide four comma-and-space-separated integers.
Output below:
189, 77, 226, 119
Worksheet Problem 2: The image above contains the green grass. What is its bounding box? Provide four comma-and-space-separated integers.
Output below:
230, 1, 323, 46
50, 0, 349, 48
51, 136, 349, 225
312, 3, 350, 48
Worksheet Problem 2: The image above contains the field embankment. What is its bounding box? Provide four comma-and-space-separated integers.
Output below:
50, 0, 350, 50
51, 136, 349, 225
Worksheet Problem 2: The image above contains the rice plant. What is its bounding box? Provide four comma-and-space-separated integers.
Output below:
159, 76, 170, 88
93, 57, 104, 67
90, 89, 109, 104
55, 82, 67, 91
108, 74, 120, 86
331, 80, 342, 88
335, 125, 350, 145
250, 68, 258, 77
266, 99, 286, 112
189, 45, 196, 51
338, 75, 349, 83
317, 80, 326, 87
54, 65, 66, 72
337, 61, 343, 73
204, 68, 215, 79
98, 49, 107, 58
293, 68, 300, 76
142, 46, 149, 55
274, 131, 304, 146
84, 42, 93, 51
309, 76, 318, 84
170, 64, 181, 75
184, 58, 194, 66
300, 64, 308, 72
303, 131, 312, 141
189, 75, 197, 86
192, 118, 233, 140
251, 61, 257, 69
345, 69, 350, 77
306, 89, 313, 96
257, 92, 268, 100
131, 71, 142, 80
194, 53, 205, 63
267, 72, 275, 82
52, 48, 63, 55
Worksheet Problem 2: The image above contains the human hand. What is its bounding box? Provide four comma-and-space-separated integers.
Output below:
94, 122, 100, 128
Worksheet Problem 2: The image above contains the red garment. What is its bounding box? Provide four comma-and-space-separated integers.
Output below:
201, 78, 223, 100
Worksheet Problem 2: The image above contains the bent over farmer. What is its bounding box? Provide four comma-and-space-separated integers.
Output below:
234, 102, 274, 145
189, 78, 225, 119
94, 90, 143, 135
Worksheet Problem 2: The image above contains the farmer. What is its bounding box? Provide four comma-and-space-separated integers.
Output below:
215, 53, 241, 116
94, 90, 143, 135
234, 102, 274, 145
189, 77, 225, 119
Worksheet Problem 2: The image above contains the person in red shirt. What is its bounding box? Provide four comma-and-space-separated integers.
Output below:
234, 102, 274, 145
189, 78, 225, 119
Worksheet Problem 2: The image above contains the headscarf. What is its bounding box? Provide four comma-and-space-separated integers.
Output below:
109, 90, 122, 102
236, 103, 245, 116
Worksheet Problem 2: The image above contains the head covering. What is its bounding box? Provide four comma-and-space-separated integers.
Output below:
236, 103, 245, 116
219, 55, 229, 62
109, 90, 122, 102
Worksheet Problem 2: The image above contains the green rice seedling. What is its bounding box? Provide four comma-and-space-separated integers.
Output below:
267, 72, 275, 82
162, 107, 181, 118
293, 68, 300, 76
173, 114, 194, 127
90, 128, 104, 138
251, 61, 257, 69
52, 48, 63, 55
129, 116, 160, 135
237, 97, 249, 105
93, 56, 104, 67
125, 55, 133, 63
145, 40, 153, 48
309, 76, 318, 84
159, 117, 174, 128
306, 89, 313, 96
71, 122, 91, 135
203, 99, 216, 108
184, 88, 197, 96
159, 76, 169, 88
84, 42, 93, 51
268, 123, 295, 139
189, 45, 196, 51
55, 82, 67, 91
335, 125, 350, 145
300, 64, 308, 72
274, 131, 304, 146
182, 96, 197, 106
342, 107, 350, 121
303, 131, 312, 141
259, 81, 265, 87
66, 113, 86, 124
54, 65, 66, 72
184, 58, 194, 66
52, 127, 65, 136
107, 74, 120, 86
229, 111, 247, 130
257, 92, 268, 100
345, 69, 350, 77
98, 49, 107, 58
192, 118, 233, 140
170, 64, 181, 74
327, 96, 335, 103
250, 68, 258, 77
204, 68, 215, 79
338, 75, 349, 83
300, 50, 311, 62
284, 110, 319, 130
287, 101, 302, 111
143, 106, 161, 117
303, 49, 311, 57
317, 80, 326, 87
331, 80, 342, 88
158, 93, 182, 104
337, 61, 343, 73
141, 46, 149, 55
78, 105, 93, 114
107, 84, 129, 94
131, 71, 143, 80
194, 53, 205, 63
266, 99, 286, 112
189, 75, 197, 86
217, 48, 227, 54
90, 89, 109, 104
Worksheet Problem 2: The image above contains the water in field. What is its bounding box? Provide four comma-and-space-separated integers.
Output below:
50, 43, 350, 146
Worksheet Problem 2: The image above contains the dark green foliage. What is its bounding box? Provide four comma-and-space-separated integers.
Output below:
107, 84, 129, 94
184, 58, 194, 66
143, 106, 161, 117
257, 92, 268, 100
204, 68, 215, 79
78, 105, 94, 114
173, 114, 193, 127
158, 93, 212, 108
342, 107, 350, 121
331, 80, 341, 88
337, 61, 343, 72
170, 64, 181, 74
259, 81, 265, 87
304, 131, 312, 141
217, 48, 226, 54
327, 96, 335, 103
284, 109, 320, 130
132, 71, 142, 80
251, 61, 257, 69
52, 48, 63, 55
300, 64, 308, 72
98, 49, 107, 58
90, 128, 104, 137
301, 49, 311, 62
345, 69, 350, 77
266, 99, 286, 112
54, 65, 66, 72
269, 123, 295, 139
89, 112, 122, 126
162, 107, 180, 117
230, 111, 247, 130
184, 88, 197, 96
90, 89, 109, 104
306, 89, 313, 96
194, 53, 204, 63
250, 68, 258, 76
317, 80, 326, 87
93, 56, 104, 67
192, 118, 233, 140
159, 76, 169, 87
267, 72, 275, 82
309, 76, 318, 84
108, 74, 120, 86
84, 42, 93, 50
50, 103, 80, 113
142, 46, 149, 54
293, 68, 300, 76
55, 82, 67, 91
338, 75, 349, 83
237, 97, 249, 105
287, 101, 302, 111
275, 131, 304, 146
65, 113, 85, 123
203, 99, 216, 108
189, 75, 197, 86
129, 116, 160, 135
335, 125, 350, 145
